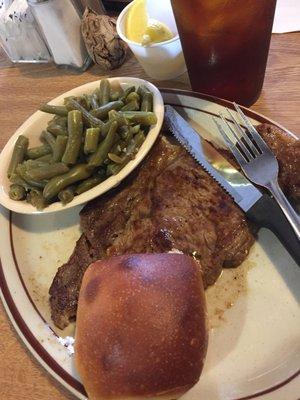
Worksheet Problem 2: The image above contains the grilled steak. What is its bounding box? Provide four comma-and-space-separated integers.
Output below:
48, 235, 96, 329
50, 124, 299, 329
257, 124, 300, 202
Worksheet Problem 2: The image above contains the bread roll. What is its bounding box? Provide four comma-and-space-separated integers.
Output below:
75, 253, 208, 400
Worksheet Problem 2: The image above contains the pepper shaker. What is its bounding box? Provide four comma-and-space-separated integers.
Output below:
28, 0, 91, 70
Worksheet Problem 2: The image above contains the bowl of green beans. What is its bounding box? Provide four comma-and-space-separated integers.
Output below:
0, 77, 164, 214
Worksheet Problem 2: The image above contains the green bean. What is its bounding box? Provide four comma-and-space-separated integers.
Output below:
7, 84, 156, 210
108, 110, 129, 126
84, 128, 100, 154
121, 100, 139, 111
81, 94, 91, 110
7, 135, 29, 178
100, 117, 126, 140
16, 164, 48, 188
137, 85, 153, 111
118, 125, 130, 139
137, 85, 149, 97
65, 95, 91, 111
134, 131, 146, 145
52, 135, 68, 163
27, 163, 69, 181
76, 175, 103, 195
23, 176, 48, 189
110, 141, 123, 155
120, 127, 133, 145
106, 163, 120, 176
23, 159, 50, 170
119, 111, 157, 125
64, 96, 76, 111
67, 98, 104, 128
125, 91, 140, 104
26, 143, 51, 160
9, 184, 26, 201
43, 164, 93, 201
90, 92, 99, 110
101, 120, 112, 138
108, 109, 118, 120
99, 79, 111, 106
39, 104, 68, 117
47, 116, 55, 125
41, 130, 56, 152
108, 153, 125, 164
27, 189, 46, 210
141, 92, 153, 112
110, 90, 121, 101
113, 132, 121, 146
126, 131, 146, 155
62, 110, 83, 164
58, 186, 75, 205
130, 124, 141, 135
35, 153, 53, 163
93, 88, 101, 103
48, 116, 67, 128
91, 101, 124, 120
106, 158, 130, 176
10, 173, 35, 191
120, 86, 135, 102
89, 121, 118, 168
134, 131, 146, 147
47, 124, 68, 136
122, 125, 139, 147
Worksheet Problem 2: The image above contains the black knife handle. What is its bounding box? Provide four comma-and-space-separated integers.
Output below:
247, 194, 300, 266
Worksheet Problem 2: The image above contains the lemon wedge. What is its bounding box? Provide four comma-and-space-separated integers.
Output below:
125, 0, 174, 45
142, 20, 174, 45
125, 0, 148, 43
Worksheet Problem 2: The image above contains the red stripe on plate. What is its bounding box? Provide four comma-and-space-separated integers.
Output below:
0, 211, 86, 396
161, 88, 295, 134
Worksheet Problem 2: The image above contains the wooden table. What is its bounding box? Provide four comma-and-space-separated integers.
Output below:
0, 32, 299, 400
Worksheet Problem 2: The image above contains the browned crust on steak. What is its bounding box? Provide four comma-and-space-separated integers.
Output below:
49, 235, 96, 329
257, 124, 300, 202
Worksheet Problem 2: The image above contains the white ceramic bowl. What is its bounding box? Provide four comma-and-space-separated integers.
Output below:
0, 77, 164, 214
116, 0, 187, 80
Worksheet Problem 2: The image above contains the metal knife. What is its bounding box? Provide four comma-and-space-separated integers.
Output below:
164, 105, 300, 266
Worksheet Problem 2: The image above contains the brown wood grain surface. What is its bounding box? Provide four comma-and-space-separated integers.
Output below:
0, 32, 299, 400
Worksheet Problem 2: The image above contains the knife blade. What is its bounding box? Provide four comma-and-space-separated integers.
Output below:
164, 105, 262, 213
164, 105, 300, 265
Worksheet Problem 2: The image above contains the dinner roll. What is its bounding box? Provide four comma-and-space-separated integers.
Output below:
75, 253, 208, 400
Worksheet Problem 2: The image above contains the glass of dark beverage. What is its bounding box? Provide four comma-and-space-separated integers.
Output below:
171, 0, 277, 106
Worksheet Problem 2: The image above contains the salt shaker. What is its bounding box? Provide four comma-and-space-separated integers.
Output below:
28, 0, 90, 70
0, 0, 51, 63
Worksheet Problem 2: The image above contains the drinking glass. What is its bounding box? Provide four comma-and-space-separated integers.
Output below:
171, 0, 277, 106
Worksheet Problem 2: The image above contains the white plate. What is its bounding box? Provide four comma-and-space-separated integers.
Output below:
0, 89, 299, 400
0, 77, 164, 214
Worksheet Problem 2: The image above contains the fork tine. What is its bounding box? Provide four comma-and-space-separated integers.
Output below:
226, 108, 260, 157
233, 103, 270, 152
219, 113, 252, 161
213, 117, 247, 166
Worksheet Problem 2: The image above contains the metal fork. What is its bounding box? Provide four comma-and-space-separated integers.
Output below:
213, 103, 300, 241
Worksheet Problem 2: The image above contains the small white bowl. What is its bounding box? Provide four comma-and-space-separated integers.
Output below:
116, 0, 187, 80
0, 77, 164, 215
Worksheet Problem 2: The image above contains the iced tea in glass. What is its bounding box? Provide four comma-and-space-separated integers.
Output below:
171, 0, 276, 106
